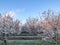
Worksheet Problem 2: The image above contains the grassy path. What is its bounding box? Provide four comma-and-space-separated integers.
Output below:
6, 40, 60, 44
0, 40, 60, 44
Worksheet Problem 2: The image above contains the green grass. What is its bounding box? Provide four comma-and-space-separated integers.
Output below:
9, 36, 41, 38
0, 40, 60, 44
4, 40, 60, 44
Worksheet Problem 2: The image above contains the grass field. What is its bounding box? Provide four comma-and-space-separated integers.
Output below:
0, 40, 60, 44
0, 36, 60, 44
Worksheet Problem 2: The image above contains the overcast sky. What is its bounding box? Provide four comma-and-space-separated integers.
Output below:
0, 0, 60, 23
